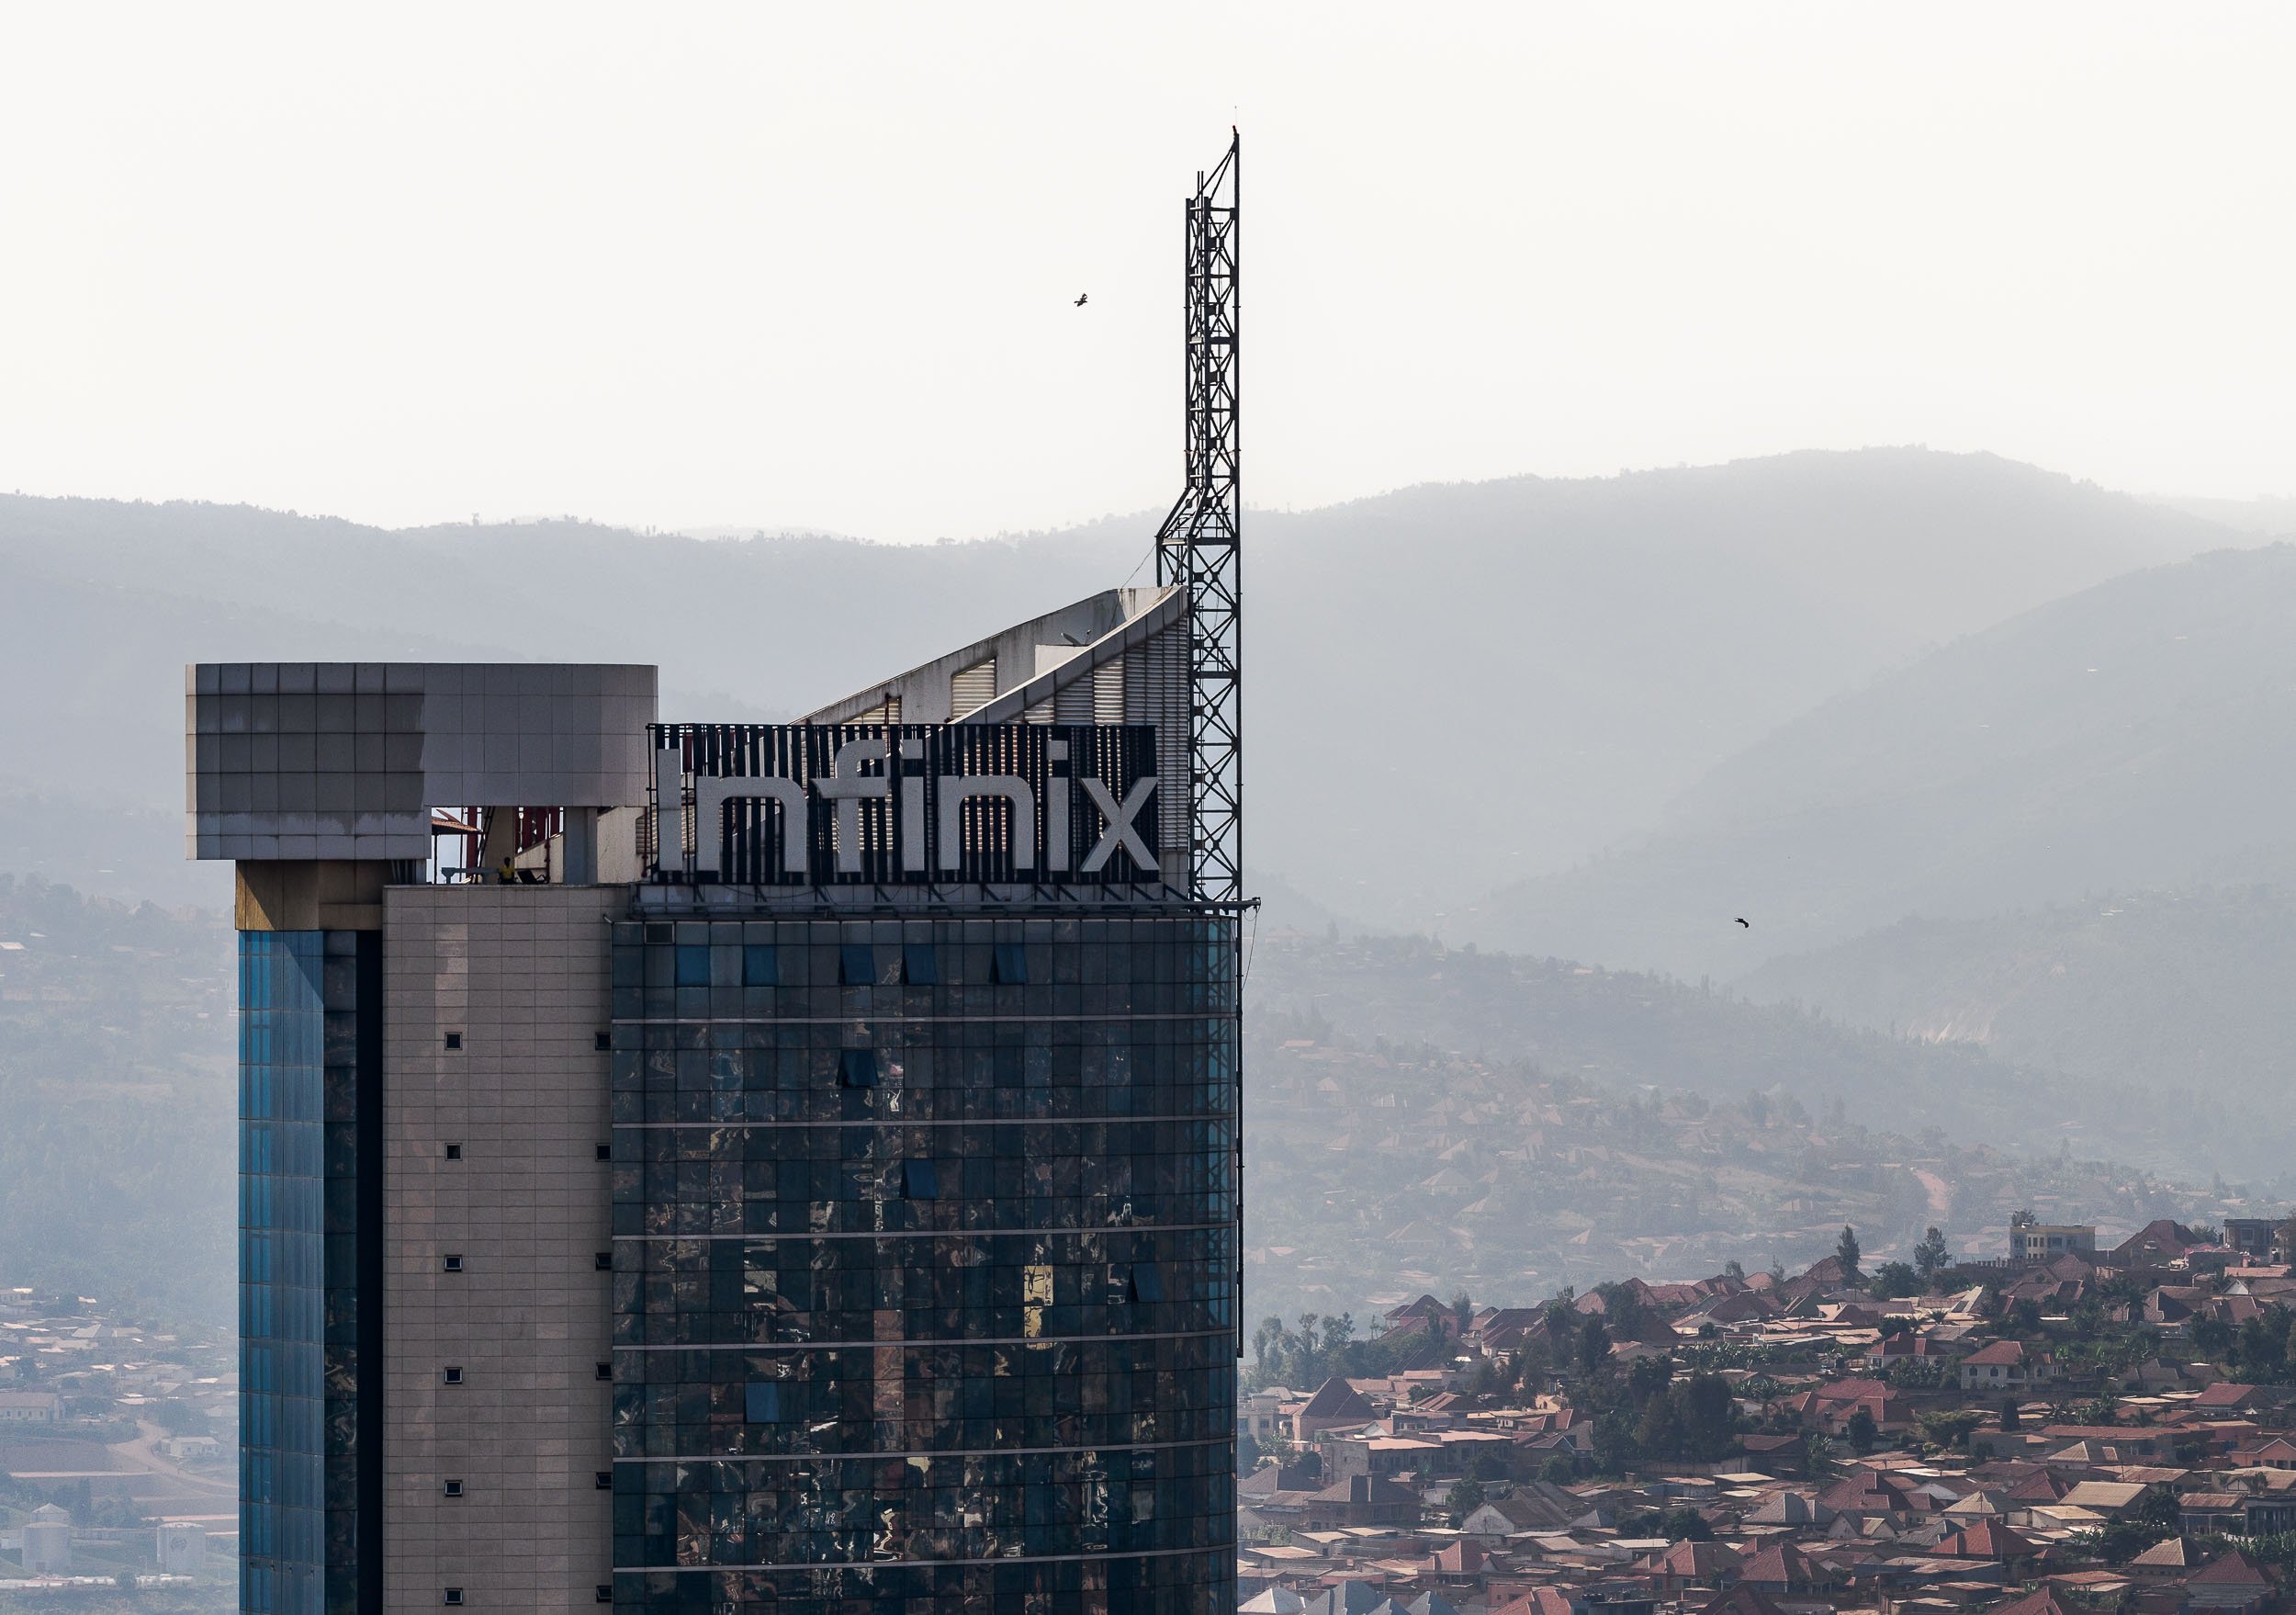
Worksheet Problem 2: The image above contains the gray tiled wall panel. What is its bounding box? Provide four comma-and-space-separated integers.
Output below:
382, 885, 618, 1611
186, 663, 658, 861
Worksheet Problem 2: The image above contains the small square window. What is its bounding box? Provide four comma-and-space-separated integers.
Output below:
443, 1255, 464, 1273
444, 1033, 463, 1051
991, 943, 1028, 984
444, 1591, 464, 1608
594, 1361, 613, 1382
444, 1143, 462, 1161
442, 1366, 464, 1385
593, 1251, 613, 1271
1129, 1262, 1165, 1304
594, 1143, 612, 1163
442, 1479, 464, 1497
744, 1382, 782, 1423
902, 1159, 939, 1200
838, 943, 876, 985
838, 1049, 879, 1089
593, 1031, 612, 1052
594, 1471, 613, 1490
901, 943, 938, 985
594, 1588, 613, 1605
742, 943, 779, 987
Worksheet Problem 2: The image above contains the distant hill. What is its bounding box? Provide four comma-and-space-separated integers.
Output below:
2143, 492, 2296, 536
1242, 933, 2235, 1323
0, 447, 2240, 918
1461, 543, 2296, 980
0, 878, 232, 1325
1738, 885, 2296, 1182
1, 873, 2239, 1336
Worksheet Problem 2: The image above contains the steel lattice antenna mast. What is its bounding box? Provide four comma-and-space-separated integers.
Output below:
1157, 131, 1243, 907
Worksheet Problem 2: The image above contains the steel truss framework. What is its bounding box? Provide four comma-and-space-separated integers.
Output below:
1155, 133, 1243, 909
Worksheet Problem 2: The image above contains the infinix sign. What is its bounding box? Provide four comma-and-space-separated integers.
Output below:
648, 723, 1162, 886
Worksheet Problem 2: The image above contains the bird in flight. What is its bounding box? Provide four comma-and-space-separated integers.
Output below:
1735, 918, 1750, 929
1074, 293, 1088, 307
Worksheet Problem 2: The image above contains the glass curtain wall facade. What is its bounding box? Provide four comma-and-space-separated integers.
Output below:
241, 931, 381, 1615
609, 911, 1239, 1614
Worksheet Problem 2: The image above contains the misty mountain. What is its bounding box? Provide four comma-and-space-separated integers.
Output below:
1738, 885, 2296, 1182
1462, 542, 2296, 981
0, 449, 2238, 918
1242, 932, 2243, 1322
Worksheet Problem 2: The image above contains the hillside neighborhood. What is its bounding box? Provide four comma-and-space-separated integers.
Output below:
1236, 1214, 2296, 1615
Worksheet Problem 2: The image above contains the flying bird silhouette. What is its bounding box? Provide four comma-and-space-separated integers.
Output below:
1074, 293, 1088, 307
1735, 918, 1750, 928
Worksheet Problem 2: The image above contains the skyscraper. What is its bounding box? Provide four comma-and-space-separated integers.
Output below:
197, 585, 1239, 1615
199, 133, 1244, 1615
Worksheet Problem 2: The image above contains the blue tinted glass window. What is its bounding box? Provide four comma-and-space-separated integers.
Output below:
902, 1159, 938, 1199
992, 943, 1028, 984
742, 944, 779, 986
901, 943, 937, 985
743, 1383, 781, 1424
1130, 1262, 1165, 1303
674, 945, 711, 988
839, 943, 875, 985
838, 1049, 879, 1089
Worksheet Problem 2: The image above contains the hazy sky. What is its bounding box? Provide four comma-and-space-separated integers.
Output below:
5, 5, 2293, 540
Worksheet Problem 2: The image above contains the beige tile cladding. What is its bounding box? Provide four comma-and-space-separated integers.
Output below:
383, 884, 620, 1612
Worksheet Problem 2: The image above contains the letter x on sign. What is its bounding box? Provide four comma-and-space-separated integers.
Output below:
1078, 777, 1156, 874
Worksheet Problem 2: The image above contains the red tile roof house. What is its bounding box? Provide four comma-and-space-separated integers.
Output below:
1987, 1588, 2084, 1615
2232, 1436, 2296, 1472
1960, 1339, 2055, 1393
1737, 1541, 1835, 1596
1862, 1331, 1957, 1372
1490, 1590, 1580, 1615
1694, 1586, 1790, 1615
1640, 1539, 1742, 1597
1817, 1469, 1924, 1519
1294, 1378, 1381, 1442
1299, 1474, 1423, 1530
2034, 1424, 2174, 1463
1937, 1521, 2043, 1572
1792, 1377, 1915, 1436
2193, 1382, 2270, 1415
2184, 1549, 2275, 1613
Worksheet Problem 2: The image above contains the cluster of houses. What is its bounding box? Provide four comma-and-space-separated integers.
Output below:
0, 1286, 237, 1568
1236, 1224, 2296, 1614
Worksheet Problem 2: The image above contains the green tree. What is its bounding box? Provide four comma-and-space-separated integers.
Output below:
1869, 1261, 1920, 1299
1635, 1392, 1685, 1458
1845, 1406, 1878, 1454
1595, 1281, 1647, 1341
1660, 1507, 1714, 1542
1836, 1226, 1863, 1284
152, 1399, 208, 1436
1539, 1452, 1578, 1485
1915, 1409, 1987, 1451
1678, 1372, 1737, 1460
1913, 1226, 1952, 1280
1446, 1475, 1488, 1520
1577, 1316, 1612, 1377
